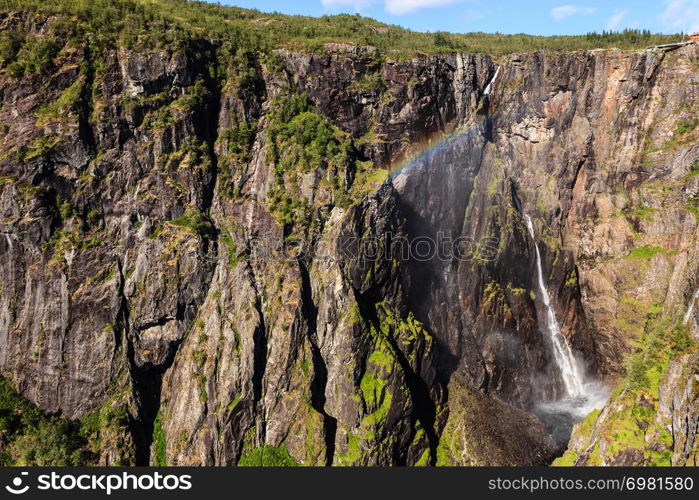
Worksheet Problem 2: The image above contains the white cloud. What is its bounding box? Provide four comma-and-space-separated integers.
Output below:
321, 0, 375, 10
550, 5, 596, 21
659, 0, 699, 33
385, 0, 460, 15
606, 8, 630, 30
321, 0, 463, 15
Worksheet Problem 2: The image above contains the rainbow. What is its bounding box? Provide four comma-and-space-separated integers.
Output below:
387, 120, 489, 180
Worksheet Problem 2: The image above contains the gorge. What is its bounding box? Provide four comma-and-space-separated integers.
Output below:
0, 1, 698, 467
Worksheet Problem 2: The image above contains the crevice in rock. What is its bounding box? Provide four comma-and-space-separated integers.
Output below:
245, 260, 268, 430
113, 259, 145, 464
78, 42, 98, 162
135, 316, 175, 332
115, 259, 180, 465
198, 43, 222, 215
298, 258, 337, 466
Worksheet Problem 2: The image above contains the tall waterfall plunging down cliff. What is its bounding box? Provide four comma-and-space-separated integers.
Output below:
523, 214, 585, 398
683, 289, 699, 325
483, 66, 500, 97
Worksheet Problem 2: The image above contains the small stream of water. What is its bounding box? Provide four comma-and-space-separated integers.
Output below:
683, 288, 699, 325
483, 66, 501, 98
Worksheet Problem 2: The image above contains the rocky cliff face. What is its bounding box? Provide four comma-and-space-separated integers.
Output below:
1, 11, 697, 466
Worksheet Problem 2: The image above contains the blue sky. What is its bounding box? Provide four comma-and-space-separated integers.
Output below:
218, 0, 699, 35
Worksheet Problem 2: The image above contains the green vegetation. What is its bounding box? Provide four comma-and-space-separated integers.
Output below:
656, 118, 699, 152
218, 119, 257, 198
351, 162, 389, 199
266, 94, 349, 172
674, 118, 698, 137
624, 319, 694, 392
0, 376, 89, 465
58, 196, 75, 221
627, 244, 667, 260
0, 0, 682, 64
14, 134, 66, 163
143, 78, 210, 129
237, 444, 298, 466
168, 210, 216, 239
601, 317, 694, 464
347, 70, 385, 93
685, 196, 699, 222
35, 73, 85, 124
223, 121, 257, 161
78, 397, 132, 465
151, 411, 166, 466
335, 333, 395, 466
266, 93, 354, 229
625, 353, 651, 389
564, 270, 577, 287
555, 306, 696, 466
43, 228, 103, 266
2, 33, 61, 78
220, 231, 241, 267
689, 162, 699, 177
0, 30, 23, 65
623, 205, 656, 222
336, 304, 433, 465
359, 341, 394, 424
614, 295, 661, 340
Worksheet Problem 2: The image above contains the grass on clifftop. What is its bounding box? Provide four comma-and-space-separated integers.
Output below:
0, 0, 683, 58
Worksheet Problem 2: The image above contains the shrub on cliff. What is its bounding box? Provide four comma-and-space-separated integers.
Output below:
0, 377, 90, 466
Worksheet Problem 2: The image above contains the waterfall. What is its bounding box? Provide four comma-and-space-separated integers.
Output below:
684, 289, 699, 325
483, 66, 501, 97
523, 214, 585, 398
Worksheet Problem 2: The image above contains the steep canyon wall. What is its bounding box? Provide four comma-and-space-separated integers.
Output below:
1, 12, 698, 466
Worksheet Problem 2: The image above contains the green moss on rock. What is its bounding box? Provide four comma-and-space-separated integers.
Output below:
237, 444, 299, 467
151, 411, 166, 466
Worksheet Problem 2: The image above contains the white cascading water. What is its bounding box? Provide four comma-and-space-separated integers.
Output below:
483, 66, 501, 97
684, 289, 699, 325
523, 213, 585, 398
